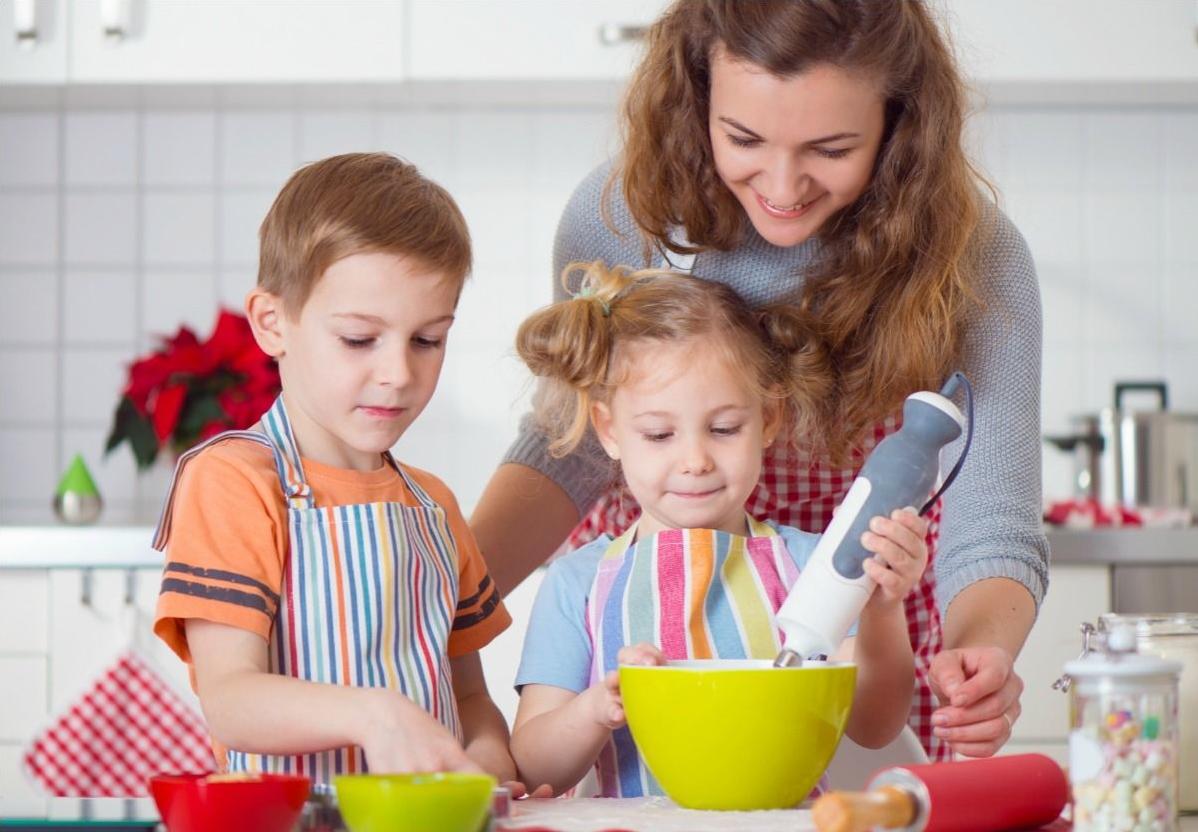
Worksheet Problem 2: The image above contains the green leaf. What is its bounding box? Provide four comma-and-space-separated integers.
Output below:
105, 396, 159, 470
174, 393, 226, 450
128, 413, 159, 470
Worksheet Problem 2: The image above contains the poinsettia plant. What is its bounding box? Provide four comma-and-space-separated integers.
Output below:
106, 309, 281, 470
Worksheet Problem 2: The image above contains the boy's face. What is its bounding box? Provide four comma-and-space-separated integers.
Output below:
591, 338, 778, 539
255, 251, 458, 471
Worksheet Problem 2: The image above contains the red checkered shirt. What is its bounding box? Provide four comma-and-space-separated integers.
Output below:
567, 414, 950, 762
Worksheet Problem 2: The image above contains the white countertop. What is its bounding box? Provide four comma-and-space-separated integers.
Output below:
3, 523, 1198, 570
0, 525, 162, 569
501, 798, 1198, 831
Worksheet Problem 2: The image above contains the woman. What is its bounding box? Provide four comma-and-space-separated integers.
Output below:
472, 0, 1045, 761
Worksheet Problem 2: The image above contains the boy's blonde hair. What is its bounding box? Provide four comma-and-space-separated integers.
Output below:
258, 152, 471, 314
516, 261, 829, 457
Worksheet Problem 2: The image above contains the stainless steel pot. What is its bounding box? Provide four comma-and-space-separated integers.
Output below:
1044, 381, 1198, 511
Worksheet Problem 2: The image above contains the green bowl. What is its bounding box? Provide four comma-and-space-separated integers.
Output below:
620, 658, 857, 810
333, 772, 496, 832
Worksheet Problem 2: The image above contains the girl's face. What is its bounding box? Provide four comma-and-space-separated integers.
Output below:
591, 337, 778, 539
708, 51, 886, 249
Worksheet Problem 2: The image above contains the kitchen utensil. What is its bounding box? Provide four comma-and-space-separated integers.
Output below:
1063, 624, 1181, 830
775, 373, 970, 665
1044, 380, 1198, 512
811, 753, 1069, 832
148, 772, 310, 832
618, 658, 856, 810
1098, 613, 1198, 812
333, 772, 496, 832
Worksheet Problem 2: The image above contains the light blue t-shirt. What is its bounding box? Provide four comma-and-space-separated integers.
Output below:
515, 521, 844, 693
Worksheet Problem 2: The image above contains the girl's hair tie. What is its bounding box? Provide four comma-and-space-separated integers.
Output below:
575, 283, 611, 317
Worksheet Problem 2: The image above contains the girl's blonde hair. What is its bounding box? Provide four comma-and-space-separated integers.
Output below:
516, 261, 827, 457
614, 0, 985, 459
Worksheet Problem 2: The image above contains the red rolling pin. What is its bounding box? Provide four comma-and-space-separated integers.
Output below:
812, 753, 1070, 832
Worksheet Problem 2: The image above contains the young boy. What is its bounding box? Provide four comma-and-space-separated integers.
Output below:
152, 152, 514, 783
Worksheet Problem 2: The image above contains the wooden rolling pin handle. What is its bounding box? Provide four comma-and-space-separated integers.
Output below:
812, 785, 919, 832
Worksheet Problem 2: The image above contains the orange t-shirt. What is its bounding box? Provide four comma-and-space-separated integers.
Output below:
153, 438, 510, 675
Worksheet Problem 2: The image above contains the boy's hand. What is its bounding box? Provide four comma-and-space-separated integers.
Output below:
360, 690, 480, 774
861, 508, 929, 608
588, 643, 665, 730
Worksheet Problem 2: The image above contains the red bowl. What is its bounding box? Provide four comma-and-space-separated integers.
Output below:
148, 772, 310, 832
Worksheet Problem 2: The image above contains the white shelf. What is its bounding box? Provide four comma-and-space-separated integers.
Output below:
0, 527, 162, 570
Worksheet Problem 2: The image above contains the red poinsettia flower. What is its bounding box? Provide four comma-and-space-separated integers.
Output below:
106, 309, 281, 470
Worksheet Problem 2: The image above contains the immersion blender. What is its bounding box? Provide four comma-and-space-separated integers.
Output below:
774, 373, 973, 667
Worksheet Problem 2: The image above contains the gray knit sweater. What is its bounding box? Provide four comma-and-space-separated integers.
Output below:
503, 161, 1049, 616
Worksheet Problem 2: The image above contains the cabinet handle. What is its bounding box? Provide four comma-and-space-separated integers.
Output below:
100, 0, 131, 42
597, 23, 648, 46
13, 0, 37, 47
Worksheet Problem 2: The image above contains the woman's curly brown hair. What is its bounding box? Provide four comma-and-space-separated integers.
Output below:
614, 0, 987, 461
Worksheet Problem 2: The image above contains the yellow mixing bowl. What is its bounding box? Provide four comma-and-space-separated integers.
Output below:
619, 658, 857, 810
333, 772, 496, 832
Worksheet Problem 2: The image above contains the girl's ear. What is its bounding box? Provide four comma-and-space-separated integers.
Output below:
590, 401, 621, 461
762, 393, 784, 448
245, 288, 287, 358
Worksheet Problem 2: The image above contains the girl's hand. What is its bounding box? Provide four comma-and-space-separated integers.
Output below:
861, 508, 929, 608
589, 643, 665, 730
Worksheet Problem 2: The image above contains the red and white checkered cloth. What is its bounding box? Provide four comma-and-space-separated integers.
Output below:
568, 415, 950, 762
22, 650, 214, 796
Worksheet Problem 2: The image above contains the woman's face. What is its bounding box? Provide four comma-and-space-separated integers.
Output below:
708, 50, 886, 249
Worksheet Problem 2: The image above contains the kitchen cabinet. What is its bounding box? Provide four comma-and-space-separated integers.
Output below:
406, 0, 670, 82
0, 0, 68, 83
68, 1, 405, 83
1002, 564, 1112, 763
944, 0, 1198, 88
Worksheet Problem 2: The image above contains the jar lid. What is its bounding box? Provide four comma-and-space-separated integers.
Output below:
1065, 626, 1182, 678
1064, 651, 1182, 678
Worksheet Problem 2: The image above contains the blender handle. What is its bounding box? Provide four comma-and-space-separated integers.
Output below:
1114, 381, 1168, 411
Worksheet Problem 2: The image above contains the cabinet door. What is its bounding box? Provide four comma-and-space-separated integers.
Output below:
407, 0, 671, 81
69, 1, 405, 83
1008, 565, 1111, 745
0, 0, 67, 83
945, 0, 1198, 84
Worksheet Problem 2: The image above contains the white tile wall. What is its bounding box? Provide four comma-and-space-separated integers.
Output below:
1, 98, 1197, 522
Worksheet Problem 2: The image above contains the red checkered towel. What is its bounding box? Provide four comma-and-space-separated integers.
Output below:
22, 650, 213, 796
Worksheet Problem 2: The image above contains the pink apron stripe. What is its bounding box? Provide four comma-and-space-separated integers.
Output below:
654, 529, 688, 658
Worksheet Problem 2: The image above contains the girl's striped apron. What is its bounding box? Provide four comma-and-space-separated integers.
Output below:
153, 395, 461, 782
586, 516, 810, 798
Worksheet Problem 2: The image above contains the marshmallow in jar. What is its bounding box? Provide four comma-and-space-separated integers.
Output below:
1066, 625, 1181, 832
1101, 614, 1198, 814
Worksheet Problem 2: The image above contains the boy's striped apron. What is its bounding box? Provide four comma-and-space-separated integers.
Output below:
586, 516, 813, 798
153, 395, 461, 782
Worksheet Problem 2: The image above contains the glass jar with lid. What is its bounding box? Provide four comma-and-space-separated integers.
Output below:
1100, 614, 1198, 814
1065, 625, 1181, 832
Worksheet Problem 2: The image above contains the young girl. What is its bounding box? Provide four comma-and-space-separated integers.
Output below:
509, 262, 929, 797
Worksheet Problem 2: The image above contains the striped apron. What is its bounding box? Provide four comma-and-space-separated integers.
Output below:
587, 516, 809, 798
153, 395, 461, 782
